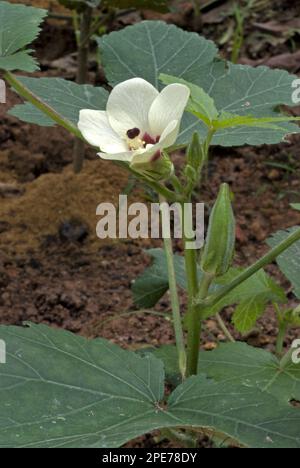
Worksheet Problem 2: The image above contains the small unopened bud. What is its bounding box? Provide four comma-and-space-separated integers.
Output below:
187, 132, 204, 173
201, 183, 236, 277
130, 151, 174, 182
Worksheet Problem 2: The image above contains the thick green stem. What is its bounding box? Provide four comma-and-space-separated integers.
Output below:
181, 197, 200, 376
182, 130, 214, 376
4, 71, 83, 140
186, 271, 212, 376
182, 194, 214, 375
196, 227, 300, 314
184, 247, 200, 377
160, 196, 187, 379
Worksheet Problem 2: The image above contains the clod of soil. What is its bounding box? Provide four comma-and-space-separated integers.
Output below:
0, 160, 130, 254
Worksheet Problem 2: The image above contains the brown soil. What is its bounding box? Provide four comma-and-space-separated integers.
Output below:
1, 0, 300, 448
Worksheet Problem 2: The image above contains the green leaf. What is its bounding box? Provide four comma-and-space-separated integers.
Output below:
0, 323, 165, 448
187, 61, 299, 116
200, 342, 300, 403
291, 204, 300, 211
132, 249, 187, 308
160, 74, 219, 125
98, 21, 218, 90
0, 51, 38, 74
186, 61, 300, 146
152, 341, 300, 402
169, 375, 300, 448
209, 267, 286, 318
214, 112, 300, 131
132, 250, 285, 319
150, 345, 181, 386
267, 226, 300, 299
161, 67, 300, 144
232, 296, 267, 333
160, 75, 300, 133
99, 22, 300, 146
0, 1, 47, 72
1, 324, 300, 448
9, 77, 109, 127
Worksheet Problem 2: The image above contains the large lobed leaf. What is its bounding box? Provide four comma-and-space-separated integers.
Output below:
98, 21, 218, 89
161, 73, 300, 137
9, 77, 109, 127
200, 342, 300, 402
267, 226, 300, 299
0, 323, 300, 448
0, 1, 47, 72
190, 61, 300, 147
0, 323, 165, 448
98, 22, 300, 146
152, 341, 300, 402
8, 20, 300, 147
168, 375, 300, 449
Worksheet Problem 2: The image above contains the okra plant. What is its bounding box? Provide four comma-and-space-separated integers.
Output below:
58, 0, 170, 172
0, 1, 300, 448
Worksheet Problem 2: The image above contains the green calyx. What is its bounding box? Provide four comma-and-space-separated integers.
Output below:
130, 151, 174, 182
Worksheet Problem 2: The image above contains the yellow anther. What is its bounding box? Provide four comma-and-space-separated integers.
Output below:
126, 136, 145, 151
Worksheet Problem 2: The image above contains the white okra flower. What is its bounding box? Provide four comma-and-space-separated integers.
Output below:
78, 78, 190, 166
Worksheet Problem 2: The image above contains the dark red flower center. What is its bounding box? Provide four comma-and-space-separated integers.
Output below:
142, 133, 160, 145
126, 128, 160, 150
127, 128, 140, 139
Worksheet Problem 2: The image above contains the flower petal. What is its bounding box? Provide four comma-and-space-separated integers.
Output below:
78, 110, 128, 153
149, 84, 190, 137
130, 147, 157, 166
107, 78, 159, 137
158, 120, 180, 148
98, 151, 134, 162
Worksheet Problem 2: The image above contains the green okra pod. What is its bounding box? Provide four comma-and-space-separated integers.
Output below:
201, 183, 236, 277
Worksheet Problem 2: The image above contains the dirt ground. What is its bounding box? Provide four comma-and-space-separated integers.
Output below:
1, 0, 300, 448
